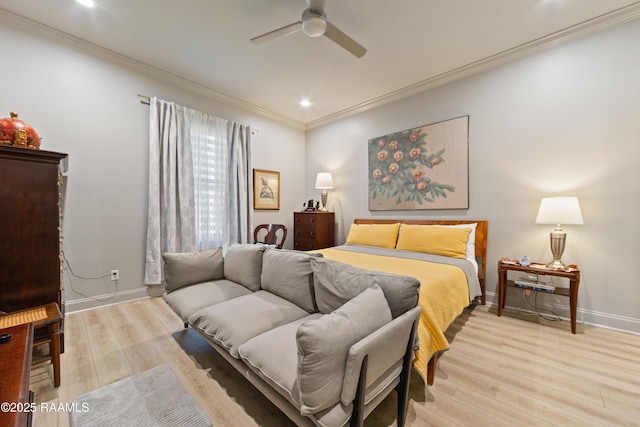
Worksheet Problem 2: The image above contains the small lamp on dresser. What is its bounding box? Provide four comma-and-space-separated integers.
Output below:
535, 196, 583, 269
315, 172, 334, 212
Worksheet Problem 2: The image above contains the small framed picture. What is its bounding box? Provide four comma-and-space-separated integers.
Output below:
253, 169, 280, 210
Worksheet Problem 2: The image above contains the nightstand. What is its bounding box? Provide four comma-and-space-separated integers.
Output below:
497, 259, 581, 334
293, 211, 335, 250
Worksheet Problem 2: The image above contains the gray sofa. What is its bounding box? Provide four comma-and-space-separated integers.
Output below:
162, 243, 421, 427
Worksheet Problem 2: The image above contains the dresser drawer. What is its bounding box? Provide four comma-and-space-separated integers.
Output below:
294, 214, 318, 226
294, 223, 316, 233
294, 229, 316, 240
293, 212, 335, 251
294, 238, 318, 251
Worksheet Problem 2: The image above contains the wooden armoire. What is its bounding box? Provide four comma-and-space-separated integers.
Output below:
0, 145, 67, 348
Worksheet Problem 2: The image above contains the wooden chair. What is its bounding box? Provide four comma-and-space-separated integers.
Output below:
253, 224, 287, 249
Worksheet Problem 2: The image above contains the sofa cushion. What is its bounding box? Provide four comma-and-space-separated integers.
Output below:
163, 248, 224, 292
189, 290, 310, 358
162, 279, 252, 322
238, 313, 322, 409
310, 257, 420, 318
223, 243, 265, 291
260, 248, 321, 313
296, 284, 392, 416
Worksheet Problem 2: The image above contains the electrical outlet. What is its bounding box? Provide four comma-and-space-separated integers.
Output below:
111, 270, 119, 281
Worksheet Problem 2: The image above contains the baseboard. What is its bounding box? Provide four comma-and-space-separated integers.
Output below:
64, 285, 164, 313
485, 290, 640, 336
548, 302, 640, 335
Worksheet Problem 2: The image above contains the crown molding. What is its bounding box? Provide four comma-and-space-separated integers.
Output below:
2, 4, 640, 133
0, 8, 305, 131
304, 2, 640, 130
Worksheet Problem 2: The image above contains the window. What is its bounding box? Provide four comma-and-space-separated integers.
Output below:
190, 112, 228, 250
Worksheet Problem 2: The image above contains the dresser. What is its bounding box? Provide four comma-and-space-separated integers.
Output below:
0, 146, 67, 349
293, 211, 335, 250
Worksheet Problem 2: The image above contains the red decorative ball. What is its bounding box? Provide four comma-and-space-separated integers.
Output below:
0, 112, 41, 149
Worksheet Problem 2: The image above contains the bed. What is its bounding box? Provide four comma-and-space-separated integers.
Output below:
313, 218, 488, 385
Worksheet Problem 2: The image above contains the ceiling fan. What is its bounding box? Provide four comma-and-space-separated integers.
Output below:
250, 0, 367, 58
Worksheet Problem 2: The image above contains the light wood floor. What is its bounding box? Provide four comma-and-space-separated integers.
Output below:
31, 297, 640, 426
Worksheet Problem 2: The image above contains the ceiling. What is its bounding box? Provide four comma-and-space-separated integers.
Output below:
1, 0, 640, 129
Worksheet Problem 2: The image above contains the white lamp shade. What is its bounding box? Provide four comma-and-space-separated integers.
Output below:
315, 172, 334, 189
535, 196, 584, 225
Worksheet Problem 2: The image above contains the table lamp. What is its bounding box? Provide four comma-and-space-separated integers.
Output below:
535, 196, 583, 269
315, 172, 334, 212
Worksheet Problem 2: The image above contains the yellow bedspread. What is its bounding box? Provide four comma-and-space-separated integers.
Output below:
314, 248, 470, 379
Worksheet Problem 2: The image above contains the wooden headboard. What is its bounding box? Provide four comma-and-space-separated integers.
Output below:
353, 218, 489, 304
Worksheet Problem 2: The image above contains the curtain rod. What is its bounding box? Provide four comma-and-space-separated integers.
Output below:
137, 93, 150, 105
136, 93, 259, 134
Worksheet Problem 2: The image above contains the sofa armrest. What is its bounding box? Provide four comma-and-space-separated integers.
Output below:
341, 306, 421, 406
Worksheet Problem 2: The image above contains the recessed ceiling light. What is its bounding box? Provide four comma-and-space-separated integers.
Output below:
75, 0, 96, 8
300, 99, 311, 107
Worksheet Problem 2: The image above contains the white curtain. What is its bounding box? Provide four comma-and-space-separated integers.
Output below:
226, 122, 253, 246
144, 98, 252, 285
145, 98, 196, 285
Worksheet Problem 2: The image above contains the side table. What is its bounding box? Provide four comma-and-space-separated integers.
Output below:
0, 303, 62, 386
497, 259, 581, 334
0, 323, 34, 427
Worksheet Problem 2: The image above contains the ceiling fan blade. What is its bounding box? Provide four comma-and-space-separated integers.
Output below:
250, 21, 302, 44
324, 22, 367, 58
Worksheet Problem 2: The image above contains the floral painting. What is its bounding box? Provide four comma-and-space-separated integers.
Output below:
368, 116, 469, 210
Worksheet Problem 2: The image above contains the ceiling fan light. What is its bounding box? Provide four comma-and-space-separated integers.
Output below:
75, 0, 96, 7
301, 13, 327, 37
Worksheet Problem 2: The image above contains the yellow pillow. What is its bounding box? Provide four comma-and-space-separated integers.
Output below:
396, 224, 471, 259
345, 223, 400, 249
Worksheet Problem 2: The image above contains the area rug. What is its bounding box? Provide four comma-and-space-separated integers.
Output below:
70, 364, 211, 427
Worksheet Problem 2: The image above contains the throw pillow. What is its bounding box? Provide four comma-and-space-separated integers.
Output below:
396, 224, 471, 259
163, 248, 224, 292
345, 223, 400, 249
437, 222, 477, 261
261, 248, 322, 313
223, 243, 265, 291
296, 284, 392, 415
310, 257, 419, 318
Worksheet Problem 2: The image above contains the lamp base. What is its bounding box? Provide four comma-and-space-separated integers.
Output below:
546, 258, 566, 270
547, 227, 567, 270
319, 190, 328, 212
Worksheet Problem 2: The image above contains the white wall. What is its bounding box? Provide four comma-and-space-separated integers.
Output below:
1, 23, 305, 311
3, 17, 639, 332
305, 19, 640, 333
